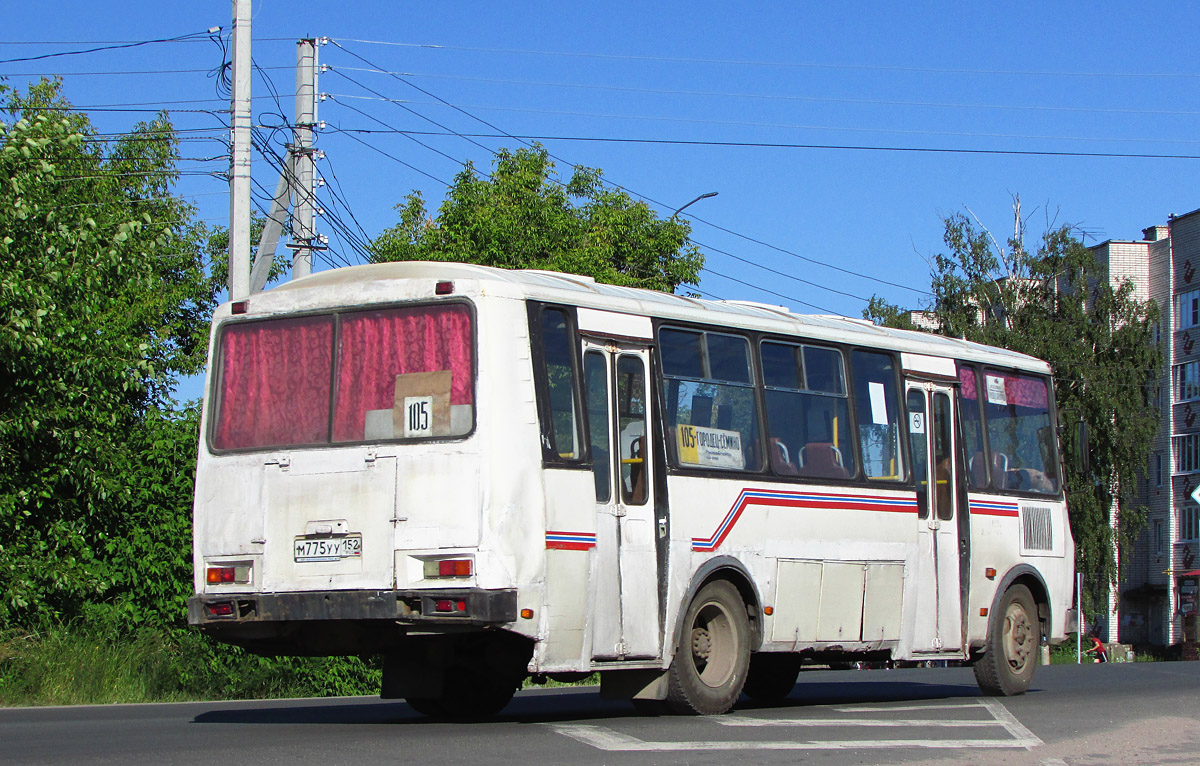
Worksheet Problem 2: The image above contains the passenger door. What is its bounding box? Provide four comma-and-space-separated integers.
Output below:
906, 381, 964, 653
583, 340, 661, 660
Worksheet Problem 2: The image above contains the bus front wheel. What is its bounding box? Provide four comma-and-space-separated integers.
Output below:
666, 580, 751, 715
973, 584, 1038, 696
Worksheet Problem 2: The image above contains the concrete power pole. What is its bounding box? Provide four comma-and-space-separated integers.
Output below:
228, 0, 253, 301
289, 39, 318, 279
248, 37, 323, 291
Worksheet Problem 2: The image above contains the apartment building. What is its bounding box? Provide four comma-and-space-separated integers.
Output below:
1091, 206, 1200, 647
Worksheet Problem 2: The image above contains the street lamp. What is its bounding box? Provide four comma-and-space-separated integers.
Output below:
671, 191, 718, 218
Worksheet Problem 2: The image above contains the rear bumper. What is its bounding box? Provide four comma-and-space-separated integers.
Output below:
188, 588, 518, 628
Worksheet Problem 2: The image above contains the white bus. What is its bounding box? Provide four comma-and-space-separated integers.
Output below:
189, 261, 1076, 718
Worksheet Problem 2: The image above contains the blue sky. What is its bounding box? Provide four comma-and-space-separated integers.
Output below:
4, 1, 1199, 324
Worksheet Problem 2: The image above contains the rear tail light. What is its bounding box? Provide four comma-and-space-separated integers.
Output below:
434, 600, 468, 613
206, 565, 251, 584
423, 558, 472, 579
205, 601, 235, 617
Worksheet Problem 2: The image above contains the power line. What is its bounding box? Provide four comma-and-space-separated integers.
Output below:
694, 237, 873, 303
0, 66, 291, 77
324, 93, 1200, 148
327, 41, 930, 301
334, 67, 1200, 119
326, 126, 449, 186
324, 65, 501, 161
324, 91, 480, 179
0, 31, 215, 65
369, 129, 1200, 161
700, 267, 836, 314
328, 38, 1200, 79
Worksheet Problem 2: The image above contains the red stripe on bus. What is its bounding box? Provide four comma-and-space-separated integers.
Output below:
546, 540, 596, 550
692, 488, 919, 552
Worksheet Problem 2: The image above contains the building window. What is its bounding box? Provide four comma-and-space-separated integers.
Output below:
1157, 452, 1164, 487
1182, 505, 1200, 542
1176, 362, 1200, 402
1154, 518, 1165, 555
1179, 289, 1200, 330
1176, 435, 1200, 474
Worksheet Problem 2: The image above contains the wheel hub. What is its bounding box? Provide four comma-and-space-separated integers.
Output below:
1004, 605, 1032, 670
691, 627, 712, 659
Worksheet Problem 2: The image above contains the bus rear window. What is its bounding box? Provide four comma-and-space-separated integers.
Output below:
213, 314, 334, 450
212, 304, 473, 450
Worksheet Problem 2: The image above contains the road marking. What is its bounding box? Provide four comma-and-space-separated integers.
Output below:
831, 702, 981, 712
716, 717, 1000, 728
547, 698, 1043, 752
979, 698, 1043, 747
549, 724, 1036, 751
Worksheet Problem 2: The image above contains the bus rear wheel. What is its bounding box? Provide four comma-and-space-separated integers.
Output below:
974, 584, 1038, 696
405, 666, 518, 720
665, 580, 750, 715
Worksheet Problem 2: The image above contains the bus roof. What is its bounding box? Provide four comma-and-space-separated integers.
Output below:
256, 261, 1050, 374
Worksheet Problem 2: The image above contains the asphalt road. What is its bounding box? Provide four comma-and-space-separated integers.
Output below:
3, 661, 1199, 766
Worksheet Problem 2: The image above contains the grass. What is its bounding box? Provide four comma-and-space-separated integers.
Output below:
0, 621, 381, 707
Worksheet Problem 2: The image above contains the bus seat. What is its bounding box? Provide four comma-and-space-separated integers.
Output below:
992, 452, 1010, 489
969, 452, 988, 487
798, 442, 849, 479
770, 438, 799, 475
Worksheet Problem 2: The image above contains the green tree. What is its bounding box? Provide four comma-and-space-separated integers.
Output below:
371, 144, 703, 292
867, 207, 1161, 613
0, 79, 216, 626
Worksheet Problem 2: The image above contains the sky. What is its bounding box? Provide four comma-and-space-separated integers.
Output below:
4, 1, 1199, 345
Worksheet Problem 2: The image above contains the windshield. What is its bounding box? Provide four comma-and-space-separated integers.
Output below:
212, 303, 474, 450
960, 366, 1059, 495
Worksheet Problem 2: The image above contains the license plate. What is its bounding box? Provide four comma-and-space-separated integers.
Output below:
294, 534, 362, 562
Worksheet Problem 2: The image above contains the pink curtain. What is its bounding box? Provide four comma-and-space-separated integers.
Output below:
960, 366, 1048, 409
332, 305, 473, 442
213, 315, 334, 449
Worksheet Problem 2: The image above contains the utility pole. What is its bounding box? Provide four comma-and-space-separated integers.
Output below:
228, 0, 252, 301
249, 37, 324, 292
289, 38, 318, 279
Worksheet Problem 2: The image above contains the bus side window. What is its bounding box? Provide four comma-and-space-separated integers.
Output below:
617, 355, 648, 505
660, 328, 762, 472
583, 351, 611, 502
761, 340, 853, 479
851, 350, 904, 481
538, 307, 582, 461
907, 389, 929, 519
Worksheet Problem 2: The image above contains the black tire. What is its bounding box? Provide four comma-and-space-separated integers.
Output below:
973, 584, 1038, 696
434, 666, 518, 720
404, 667, 518, 720
742, 652, 802, 702
404, 697, 446, 717
665, 580, 751, 715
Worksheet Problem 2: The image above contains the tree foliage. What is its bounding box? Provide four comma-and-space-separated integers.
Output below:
370, 145, 704, 293
867, 205, 1162, 600
0, 79, 215, 627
